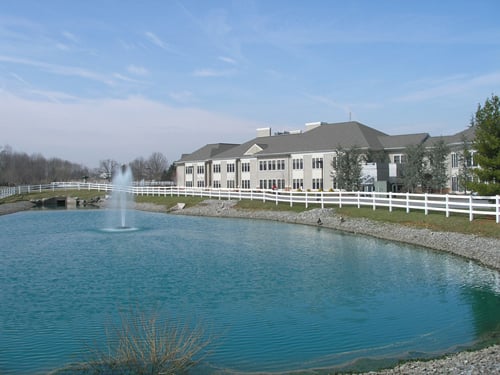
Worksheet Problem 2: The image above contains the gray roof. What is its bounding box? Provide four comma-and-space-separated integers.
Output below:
213, 121, 390, 160
379, 133, 429, 149
424, 126, 475, 147
176, 143, 239, 163
176, 121, 443, 163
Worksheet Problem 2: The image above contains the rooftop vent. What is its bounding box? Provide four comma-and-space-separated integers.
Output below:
256, 127, 271, 137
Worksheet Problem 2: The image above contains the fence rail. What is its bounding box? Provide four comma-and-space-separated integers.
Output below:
1, 182, 499, 223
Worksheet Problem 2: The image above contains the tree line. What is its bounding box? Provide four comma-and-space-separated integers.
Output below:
0, 146, 174, 186
330, 139, 454, 193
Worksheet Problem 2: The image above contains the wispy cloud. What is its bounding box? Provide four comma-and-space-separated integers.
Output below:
112, 73, 149, 85
144, 31, 168, 49
218, 56, 237, 64
397, 71, 500, 102
61, 31, 78, 43
127, 64, 149, 76
0, 55, 113, 85
193, 68, 235, 77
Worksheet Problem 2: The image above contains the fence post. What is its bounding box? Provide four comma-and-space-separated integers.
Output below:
357, 191, 360, 208
321, 191, 324, 209
290, 190, 293, 207
339, 191, 342, 208
496, 195, 500, 224
424, 193, 428, 215
275, 189, 278, 205
406, 192, 410, 213
305, 190, 308, 208
372, 191, 376, 210
389, 192, 392, 212
469, 195, 473, 221
445, 195, 450, 218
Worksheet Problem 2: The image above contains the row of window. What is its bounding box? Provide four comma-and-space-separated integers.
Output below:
259, 179, 286, 189
188, 178, 324, 190
189, 158, 321, 175
259, 160, 286, 171
450, 152, 477, 168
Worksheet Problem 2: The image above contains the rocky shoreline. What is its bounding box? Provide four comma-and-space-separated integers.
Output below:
2, 199, 500, 374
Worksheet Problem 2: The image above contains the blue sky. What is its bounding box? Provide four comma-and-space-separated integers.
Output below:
1, 0, 499, 168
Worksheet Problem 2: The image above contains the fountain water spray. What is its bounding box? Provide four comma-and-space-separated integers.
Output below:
107, 164, 134, 229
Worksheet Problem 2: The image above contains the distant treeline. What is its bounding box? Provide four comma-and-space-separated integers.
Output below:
0, 145, 174, 186
0, 145, 90, 186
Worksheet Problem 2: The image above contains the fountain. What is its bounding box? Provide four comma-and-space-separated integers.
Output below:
106, 164, 135, 230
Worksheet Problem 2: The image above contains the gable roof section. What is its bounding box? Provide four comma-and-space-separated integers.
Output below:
244, 143, 265, 155
176, 143, 239, 163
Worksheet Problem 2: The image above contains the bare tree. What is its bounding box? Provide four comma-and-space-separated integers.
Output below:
99, 159, 118, 181
129, 156, 148, 182
147, 152, 169, 181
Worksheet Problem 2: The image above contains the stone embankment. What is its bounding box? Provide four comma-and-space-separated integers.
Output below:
0, 201, 35, 215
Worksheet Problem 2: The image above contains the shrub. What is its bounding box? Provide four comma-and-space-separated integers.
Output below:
62, 307, 212, 374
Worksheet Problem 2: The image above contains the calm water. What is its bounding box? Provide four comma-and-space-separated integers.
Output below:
1, 209, 499, 374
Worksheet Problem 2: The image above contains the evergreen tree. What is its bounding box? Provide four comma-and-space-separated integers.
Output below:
469, 94, 500, 195
401, 143, 426, 193
331, 145, 363, 191
457, 134, 473, 192
427, 138, 450, 193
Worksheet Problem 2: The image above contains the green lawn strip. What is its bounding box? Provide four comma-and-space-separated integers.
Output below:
0, 189, 104, 203
335, 206, 499, 239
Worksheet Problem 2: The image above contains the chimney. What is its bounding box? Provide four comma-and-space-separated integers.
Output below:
305, 121, 326, 132
256, 127, 271, 137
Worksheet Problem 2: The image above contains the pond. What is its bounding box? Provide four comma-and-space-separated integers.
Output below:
0, 209, 499, 374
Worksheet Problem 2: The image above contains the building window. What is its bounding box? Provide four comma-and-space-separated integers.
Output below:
197, 165, 204, 174
293, 158, 303, 170
277, 159, 285, 170
227, 163, 235, 173
312, 178, 323, 190
312, 157, 323, 169
451, 176, 458, 192
186, 181, 193, 187
227, 180, 235, 188
259, 161, 267, 171
259, 179, 267, 189
394, 154, 406, 164
241, 162, 250, 172
241, 180, 250, 189
186, 166, 193, 174
466, 151, 478, 167
197, 180, 205, 187
451, 153, 458, 168
213, 164, 221, 173
213, 180, 221, 188
293, 178, 303, 189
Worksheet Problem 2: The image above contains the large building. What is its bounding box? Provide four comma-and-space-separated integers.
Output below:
175, 121, 475, 193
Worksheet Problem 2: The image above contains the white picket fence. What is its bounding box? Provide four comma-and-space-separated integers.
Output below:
1, 182, 499, 223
